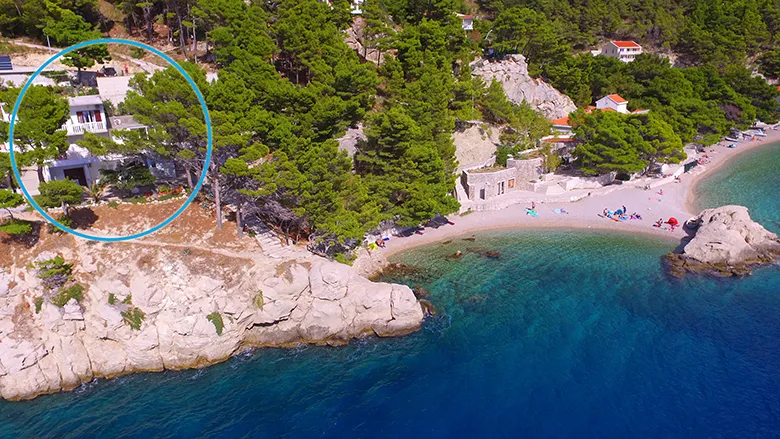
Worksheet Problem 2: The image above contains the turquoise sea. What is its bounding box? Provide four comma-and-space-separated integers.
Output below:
0, 142, 778, 438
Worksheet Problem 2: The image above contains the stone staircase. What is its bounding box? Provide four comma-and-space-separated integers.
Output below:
254, 230, 300, 260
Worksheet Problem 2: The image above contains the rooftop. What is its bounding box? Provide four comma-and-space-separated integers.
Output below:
551, 116, 571, 126
606, 94, 627, 103
108, 115, 145, 130
68, 95, 104, 107
611, 41, 641, 48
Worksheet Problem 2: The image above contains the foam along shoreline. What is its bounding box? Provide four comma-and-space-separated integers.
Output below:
366, 128, 780, 262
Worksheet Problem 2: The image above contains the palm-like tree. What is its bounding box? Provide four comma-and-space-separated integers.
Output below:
84, 182, 108, 204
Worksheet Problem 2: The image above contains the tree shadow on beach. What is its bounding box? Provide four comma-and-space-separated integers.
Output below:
69, 208, 99, 230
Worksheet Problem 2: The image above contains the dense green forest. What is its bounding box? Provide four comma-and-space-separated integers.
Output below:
0, 0, 778, 256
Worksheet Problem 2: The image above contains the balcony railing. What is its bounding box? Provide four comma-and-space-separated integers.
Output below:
62, 121, 107, 136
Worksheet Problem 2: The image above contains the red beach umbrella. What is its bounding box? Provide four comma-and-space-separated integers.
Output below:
667, 217, 679, 226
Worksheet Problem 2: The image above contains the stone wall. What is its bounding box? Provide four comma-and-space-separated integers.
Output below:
461, 157, 544, 201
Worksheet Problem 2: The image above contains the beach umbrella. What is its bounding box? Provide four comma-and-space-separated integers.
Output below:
667, 217, 679, 226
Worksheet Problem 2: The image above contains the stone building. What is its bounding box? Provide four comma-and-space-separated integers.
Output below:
460, 157, 544, 201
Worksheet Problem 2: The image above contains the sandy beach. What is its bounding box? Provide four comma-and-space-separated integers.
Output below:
373, 128, 780, 259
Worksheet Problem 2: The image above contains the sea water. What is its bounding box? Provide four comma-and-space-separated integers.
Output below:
0, 143, 778, 438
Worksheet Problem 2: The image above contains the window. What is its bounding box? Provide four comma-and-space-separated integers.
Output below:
76, 111, 84, 123
508, 179, 515, 189
94, 111, 101, 122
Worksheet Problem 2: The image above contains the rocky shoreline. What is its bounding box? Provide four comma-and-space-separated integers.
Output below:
666, 205, 780, 277
0, 242, 424, 401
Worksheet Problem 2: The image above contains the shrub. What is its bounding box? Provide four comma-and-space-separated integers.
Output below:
130, 47, 145, 59
157, 192, 183, 202
157, 185, 172, 193
51, 284, 84, 307
122, 294, 132, 305
107, 200, 120, 209
35, 255, 72, 290
34, 179, 83, 213
0, 219, 33, 235
254, 291, 264, 310
34, 296, 43, 314
207, 311, 224, 336
333, 252, 355, 265
126, 196, 148, 204
108, 293, 117, 305
48, 214, 72, 234
121, 307, 145, 330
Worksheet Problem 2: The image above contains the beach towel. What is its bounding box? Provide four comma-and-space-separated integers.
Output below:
525, 209, 539, 217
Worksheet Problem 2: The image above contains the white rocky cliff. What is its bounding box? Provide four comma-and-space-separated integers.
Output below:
667, 205, 780, 276
470, 54, 577, 120
0, 243, 424, 401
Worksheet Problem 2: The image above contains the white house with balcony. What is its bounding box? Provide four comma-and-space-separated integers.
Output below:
601, 41, 642, 62
62, 95, 108, 137
0, 94, 166, 195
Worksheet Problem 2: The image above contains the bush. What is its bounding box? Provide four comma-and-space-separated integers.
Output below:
333, 252, 355, 265
48, 214, 72, 234
34, 179, 83, 210
35, 255, 72, 290
122, 294, 132, 305
126, 196, 148, 204
254, 291, 264, 310
130, 47, 145, 59
121, 307, 145, 330
107, 200, 120, 209
34, 296, 43, 314
157, 192, 183, 202
51, 284, 84, 307
207, 311, 224, 336
157, 185, 172, 193
108, 293, 117, 305
0, 219, 33, 235
495, 145, 516, 167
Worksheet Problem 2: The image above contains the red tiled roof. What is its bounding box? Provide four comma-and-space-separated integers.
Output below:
611, 41, 641, 48
454, 12, 473, 19
777, 85, 780, 92
551, 116, 570, 126
607, 94, 627, 103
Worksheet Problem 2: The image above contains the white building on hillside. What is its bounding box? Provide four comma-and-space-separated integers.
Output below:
596, 94, 629, 113
0, 96, 170, 194
454, 13, 474, 31
601, 41, 642, 62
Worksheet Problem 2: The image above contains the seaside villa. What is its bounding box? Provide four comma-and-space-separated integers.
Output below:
601, 41, 643, 62
0, 95, 174, 194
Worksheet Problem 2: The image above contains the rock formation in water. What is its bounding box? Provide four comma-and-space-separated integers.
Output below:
470, 55, 578, 120
0, 243, 423, 401
666, 205, 780, 276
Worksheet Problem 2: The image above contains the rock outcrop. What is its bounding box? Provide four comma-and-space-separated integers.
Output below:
0, 243, 424, 401
470, 54, 577, 120
666, 205, 780, 276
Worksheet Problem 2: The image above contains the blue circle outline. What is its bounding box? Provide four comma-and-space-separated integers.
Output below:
8, 38, 212, 242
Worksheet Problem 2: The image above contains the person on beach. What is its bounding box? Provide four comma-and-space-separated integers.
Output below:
657, 189, 664, 196
531, 201, 536, 210
655, 218, 663, 227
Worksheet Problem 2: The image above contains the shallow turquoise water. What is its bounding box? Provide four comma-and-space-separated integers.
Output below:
694, 141, 780, 233
0, 142, 778, 438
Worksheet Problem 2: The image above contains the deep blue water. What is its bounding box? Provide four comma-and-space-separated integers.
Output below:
1, 143, 778, 438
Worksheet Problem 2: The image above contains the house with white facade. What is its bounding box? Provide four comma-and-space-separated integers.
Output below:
454, 13, 474, 31
601, 41, 642, 62
595, 94, 630, 113
0, 94, 169, 194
